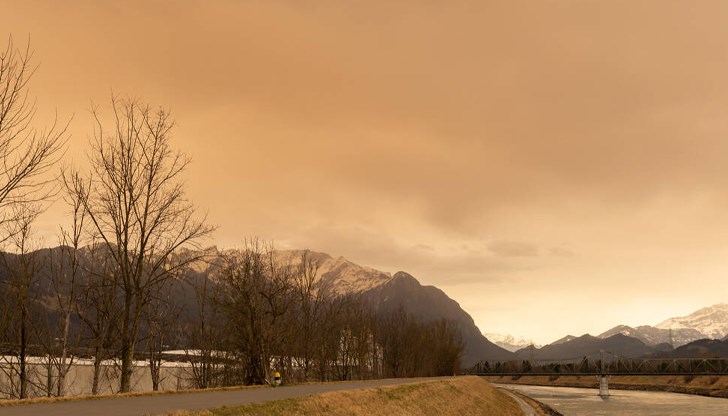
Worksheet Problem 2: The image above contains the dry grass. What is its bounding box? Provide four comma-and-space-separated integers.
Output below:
165, 377, 524, 416
483, 375, 728, 398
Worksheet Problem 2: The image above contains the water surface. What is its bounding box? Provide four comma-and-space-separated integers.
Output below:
496, 383, 728, 415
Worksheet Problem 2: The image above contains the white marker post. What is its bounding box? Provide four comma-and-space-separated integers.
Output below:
598, 349, 609, 398
598, 375, 610, 398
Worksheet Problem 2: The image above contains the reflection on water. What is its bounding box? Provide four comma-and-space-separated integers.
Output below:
496, 384, 728, 416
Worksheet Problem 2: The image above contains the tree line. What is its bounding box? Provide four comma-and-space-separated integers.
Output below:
0, 37, 463, 399
179, 245, 463, 390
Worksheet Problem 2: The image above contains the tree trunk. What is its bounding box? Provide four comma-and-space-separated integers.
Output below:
56, 307, 72, 397
119, 341, 133, 393
91, 351, 102, 395
119, 290, 133, 392
150, 353, 161, 391
46, 355, 53, 397
56, 367, 66, 397
19, 305, 27, 399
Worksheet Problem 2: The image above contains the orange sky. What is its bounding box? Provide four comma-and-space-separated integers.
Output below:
4, 0, 728, 343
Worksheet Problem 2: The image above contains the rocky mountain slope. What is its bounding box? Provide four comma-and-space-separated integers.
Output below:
359, 271, 513, 365
273, 250, 394, 295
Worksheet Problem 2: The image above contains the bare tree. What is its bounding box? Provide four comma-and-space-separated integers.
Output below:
74, 240, 120, 395
336, 296, 375, 380
184, 256, 226, 389
41, 172, 88, 396
66, 96, 213, 392
289, 250, 327, 381
313, 294, 347, 381
0, 204, 42, 398
0, 36, 66, 241
142, 277, 182, 391
0, 35, 67, 399
217, 241, 292, 385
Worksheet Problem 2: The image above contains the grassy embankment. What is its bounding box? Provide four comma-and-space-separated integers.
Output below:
483, 375, 728, 398
166, 377, 531, 416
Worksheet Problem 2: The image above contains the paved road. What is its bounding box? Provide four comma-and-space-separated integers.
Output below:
497, 383, 728, 415
0, 378, 438, 416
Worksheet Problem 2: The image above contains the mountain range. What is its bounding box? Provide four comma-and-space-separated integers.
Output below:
513, 333, 728, 361
230, 252, 728, 362
7, 245, 726, 364
513, 333, 663, 360
596, 304, 728, 347
0, 247, 513, 367
596, 325, 704, 347
267, 253, 728, 363
503, 303, 728, 361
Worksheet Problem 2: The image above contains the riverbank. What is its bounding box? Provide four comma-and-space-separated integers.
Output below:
482, 375, 728, 398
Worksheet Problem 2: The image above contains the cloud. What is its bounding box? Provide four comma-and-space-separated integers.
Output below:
7, 0, 728, 344
487, 241, 539, 257
549, 247, 576, 257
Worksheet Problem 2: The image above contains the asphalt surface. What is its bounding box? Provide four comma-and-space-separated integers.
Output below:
0, 378, 437, 416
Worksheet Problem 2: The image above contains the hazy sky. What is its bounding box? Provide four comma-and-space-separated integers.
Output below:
4, 0, 728, 344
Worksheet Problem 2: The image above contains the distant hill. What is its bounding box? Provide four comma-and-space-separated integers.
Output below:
658, 339, 728, 359
598, 325, 704, 347
514, 334, 655, 360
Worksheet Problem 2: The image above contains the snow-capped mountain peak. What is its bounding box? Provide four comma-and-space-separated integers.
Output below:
655, 303, 728, 340
484, 333, 541, 352
597, 324, 704, 347
273, 250, 393, 295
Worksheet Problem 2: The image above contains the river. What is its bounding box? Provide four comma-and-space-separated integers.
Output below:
495, 383, 728, 415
